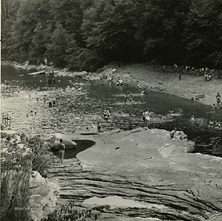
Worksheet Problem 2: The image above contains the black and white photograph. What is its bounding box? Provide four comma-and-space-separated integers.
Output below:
1, 0, 222, 220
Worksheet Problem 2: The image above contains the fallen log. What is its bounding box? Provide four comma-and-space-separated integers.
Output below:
28, 70, 46, 76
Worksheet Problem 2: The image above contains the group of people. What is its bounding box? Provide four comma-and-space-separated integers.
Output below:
103, 110, 111, 120
208, 120, 222, 131
48, 98, 57, 107
204, 72, 212, 81
99, 69, 125, 87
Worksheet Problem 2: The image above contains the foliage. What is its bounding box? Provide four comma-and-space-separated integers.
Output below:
183, 0, 222, 68
27, 136, 52, 176
41, 203, 110, 221
2, 0, 222, 70
1, 133, 32, 221
0, 133, 52, 221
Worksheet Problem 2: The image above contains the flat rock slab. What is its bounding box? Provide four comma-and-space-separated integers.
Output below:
48, 128, 222, 220
76, 128, 222, 220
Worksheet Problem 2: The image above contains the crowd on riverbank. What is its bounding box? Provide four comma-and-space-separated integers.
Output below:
2, 61, 222, 134
2, 62, 222, 221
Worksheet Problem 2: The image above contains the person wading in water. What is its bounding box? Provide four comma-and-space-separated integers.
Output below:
58, 139, 65, 165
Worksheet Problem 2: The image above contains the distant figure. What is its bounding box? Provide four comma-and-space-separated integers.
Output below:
52, 98, 56, 106
206, 73, 212, 81
97, 122, 102, 132
141, 90, 145, 95
58, 139, 65, 165
144, 110, 151, 127
142, 111, 146, 125
49, 98, 52, 107
103, 110, 110, 120
191, 115, 195, 125
179, 73, 182, 81
211, 104, 216, 114
124, 93, 128, 103
112, 69, 117, 73
129, 93, 133, 102
216, 93, 221, 108
43, 95, 47, 103
208, 120, 214, 131
170, 128, 177, 139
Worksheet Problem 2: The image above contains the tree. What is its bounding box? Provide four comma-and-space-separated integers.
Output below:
184, 0, 222, 67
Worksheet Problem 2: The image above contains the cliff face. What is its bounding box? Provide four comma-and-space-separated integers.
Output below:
48, 128, 222, 221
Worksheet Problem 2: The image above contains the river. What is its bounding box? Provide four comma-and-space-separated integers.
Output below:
1, 65, 222, 156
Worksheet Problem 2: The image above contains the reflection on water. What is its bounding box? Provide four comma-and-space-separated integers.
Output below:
1, 65, 222, 156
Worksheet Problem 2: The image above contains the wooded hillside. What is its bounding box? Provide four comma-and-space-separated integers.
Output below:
2, 0, 222, 71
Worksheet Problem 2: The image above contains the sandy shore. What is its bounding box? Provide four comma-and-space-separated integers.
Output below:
98, 64, 222, 107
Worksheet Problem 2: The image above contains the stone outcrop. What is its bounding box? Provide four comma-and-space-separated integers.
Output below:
49, 133, 77, 150
30, 171, 60, 221
48, 128, 222, 221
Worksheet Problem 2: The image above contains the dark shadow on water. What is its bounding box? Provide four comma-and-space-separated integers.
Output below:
52, 140, 95, 159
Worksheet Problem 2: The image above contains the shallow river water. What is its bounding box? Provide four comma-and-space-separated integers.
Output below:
1, 65, 222, 156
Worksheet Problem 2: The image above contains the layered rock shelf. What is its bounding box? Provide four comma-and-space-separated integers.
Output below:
48, 128, 222, 221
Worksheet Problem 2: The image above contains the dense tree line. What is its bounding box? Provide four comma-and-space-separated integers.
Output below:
2, 0, 222, 71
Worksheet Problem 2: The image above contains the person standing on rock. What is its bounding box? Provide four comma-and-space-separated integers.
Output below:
58, 139, 65, 165
144, 109, 150, 127
142, 111, 146, 126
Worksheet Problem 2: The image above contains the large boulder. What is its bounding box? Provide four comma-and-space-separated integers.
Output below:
49, 133, 77, 150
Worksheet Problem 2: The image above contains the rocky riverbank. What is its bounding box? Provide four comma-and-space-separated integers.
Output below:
2, 61, 222, 221
3, 61, 222, 107
47, 128, 222, 221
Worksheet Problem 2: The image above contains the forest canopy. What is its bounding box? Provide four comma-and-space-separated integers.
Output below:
2, 0, 222, 71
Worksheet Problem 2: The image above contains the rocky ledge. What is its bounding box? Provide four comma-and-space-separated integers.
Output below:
48, 128, 222, 221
